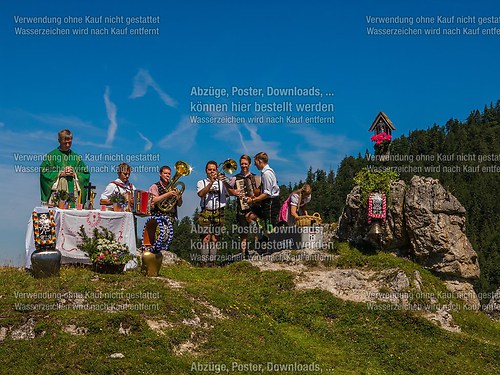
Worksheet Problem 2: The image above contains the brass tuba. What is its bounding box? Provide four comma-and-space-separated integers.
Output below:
157, 161, 192, 213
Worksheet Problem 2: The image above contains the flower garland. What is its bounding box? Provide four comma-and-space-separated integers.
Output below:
367, 193, 386, 223
141, 216, 174, 253
32, 210, 56, 250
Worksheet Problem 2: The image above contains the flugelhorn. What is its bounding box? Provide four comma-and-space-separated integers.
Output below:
220, 158, 237, 174
217, 158, 237, 182
157, 161, 192, 213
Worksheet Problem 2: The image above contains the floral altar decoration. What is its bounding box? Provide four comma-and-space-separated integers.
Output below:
77, 225, 134, 273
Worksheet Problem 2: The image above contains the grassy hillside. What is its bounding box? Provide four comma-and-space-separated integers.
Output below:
0, 257, 498, 374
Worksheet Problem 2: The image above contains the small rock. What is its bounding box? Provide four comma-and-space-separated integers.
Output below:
484, 287, 500, 320
110, 353, 125, 359
444, 280, 480, 309
145, 319, 174, 335
182, 313, 201, 328
412, 270, 423, 291
118, 322, 131, 335
0, 327, 8, 342
11, 318, 36, 340
63, 325, 88, 336
425, 307, 461, 333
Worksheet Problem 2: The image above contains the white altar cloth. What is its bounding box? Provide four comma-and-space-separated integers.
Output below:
25, 207, 138, 269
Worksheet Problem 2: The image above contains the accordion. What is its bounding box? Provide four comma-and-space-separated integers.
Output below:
132, 190, 153, 216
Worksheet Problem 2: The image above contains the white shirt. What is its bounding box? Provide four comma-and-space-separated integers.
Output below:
261, 165, 280, 197
286, 192, 311, 225
290, 192, 311, 208
197, 178, 228, 210
100, 178, 136, 201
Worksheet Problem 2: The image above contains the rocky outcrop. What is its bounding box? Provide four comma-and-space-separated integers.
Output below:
443, 280, 480, 309
336, 181, 409, 253
404, 176, 479, 280
384, 180, 409, 251
336, 175, 480, 303
335, 185, 368, 245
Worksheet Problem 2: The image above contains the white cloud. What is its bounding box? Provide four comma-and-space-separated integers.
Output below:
31, 113, 98, 132
0, 110, 105, 151
292, 127, 361, 171
104, 86, 118, 147
137, 131, 153, 151
0, 128, 57, 158
205, 110, 284, 162
292, 127, 358, 151
242, 124, 285, 162
129, 69, 177, 108
158, 116, 198, 150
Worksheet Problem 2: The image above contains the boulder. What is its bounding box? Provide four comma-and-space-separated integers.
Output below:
404, 176, 479, 280
382, 180, 409, 251
336, 175, 480, 283
336, 185, 368, 245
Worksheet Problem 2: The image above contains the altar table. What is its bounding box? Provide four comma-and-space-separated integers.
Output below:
25, 207, 138, 270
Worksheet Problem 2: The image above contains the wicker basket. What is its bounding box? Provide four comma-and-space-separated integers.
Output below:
295, 212, 322, 226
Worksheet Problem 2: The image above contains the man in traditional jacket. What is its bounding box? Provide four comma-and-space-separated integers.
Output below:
148, 165, 183, 221
40, 129, 90, 206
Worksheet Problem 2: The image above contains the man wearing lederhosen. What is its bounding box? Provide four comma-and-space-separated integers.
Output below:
149, 165, 183, 222
246, 152, 280, 239
196, 160, 238, 264
229, 154, 261, 259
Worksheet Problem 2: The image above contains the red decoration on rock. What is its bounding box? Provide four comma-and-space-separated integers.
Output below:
368, 193, 386, 223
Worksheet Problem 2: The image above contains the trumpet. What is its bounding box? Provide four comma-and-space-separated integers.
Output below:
157, 161, 192, 213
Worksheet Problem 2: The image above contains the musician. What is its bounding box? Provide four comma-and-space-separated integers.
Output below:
148, 165, 183, 221
196, 160, 239, 263
246, 152, 280, 235
100, 163, 136, 208
40, 129, 90, 207
228, 155, 260, 258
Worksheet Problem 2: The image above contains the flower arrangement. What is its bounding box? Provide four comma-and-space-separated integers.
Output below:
370, 132, 392, 155
51, 190, 76, 206
77, 225, 133, 266
109, 191, 127, 207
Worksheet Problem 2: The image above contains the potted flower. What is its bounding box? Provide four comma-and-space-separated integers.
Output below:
109, 191, 127, 212
51, 190, 76, 209
370, 131, 392, 158
77, 225, 134, 274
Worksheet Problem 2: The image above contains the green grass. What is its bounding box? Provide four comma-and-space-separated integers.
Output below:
0, 262, 498, 374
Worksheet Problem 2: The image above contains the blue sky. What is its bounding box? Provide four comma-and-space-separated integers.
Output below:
1, 0, 499, 265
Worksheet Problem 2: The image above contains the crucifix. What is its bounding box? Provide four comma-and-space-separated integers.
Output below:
84, 181, 96, 210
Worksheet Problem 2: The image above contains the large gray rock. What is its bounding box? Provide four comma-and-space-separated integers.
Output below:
336, 180, 409, 252
404, 176, 479, 280
382, 180, 409, 251
336, 186, 368, 245
336, 175, 480, 283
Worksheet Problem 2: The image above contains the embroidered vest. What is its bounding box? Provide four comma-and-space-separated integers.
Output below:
151, 181, 178, 219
